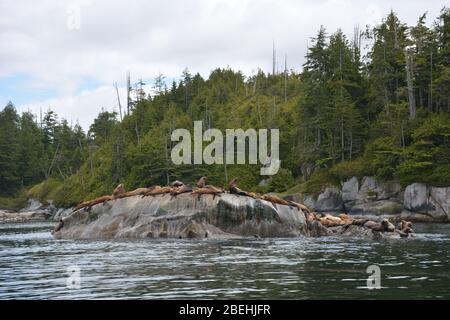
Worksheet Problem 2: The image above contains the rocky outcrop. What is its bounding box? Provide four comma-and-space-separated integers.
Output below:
347, 176, 403, 216
0, 199, 56, 223
403, 183, 449, 222
53, 193, 310, 240
303, 187, 344, 213
326, 225, 411, 240
53, 207, 75, 221
285, 176, 450, 222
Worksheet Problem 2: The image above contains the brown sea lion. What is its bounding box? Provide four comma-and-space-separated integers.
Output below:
112, 184, 125, 199
395, 229, 409, 238
338, 213, 353, 224
261, 194, 291, 206
191, 186, 223, 199
397, 220, 413, 231
74, 200, 93, 211
143, 186, 172, 196
116, 187, 153, 199
317, 214, 345, 227
170, 185, 193, 197
397, 220, 415, 237
306, 212, 318, 222
87, 195, 113, 209
364, 219, 395, 232
247, 191, 262, 200
286, 200, 311, 213
197, 176, 207, 188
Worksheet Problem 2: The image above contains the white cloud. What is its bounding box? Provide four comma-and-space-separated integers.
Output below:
17, 85, 127, 131
2, 0, 448, 128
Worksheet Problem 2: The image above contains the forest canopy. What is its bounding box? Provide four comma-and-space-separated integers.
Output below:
1, 8, 449, 207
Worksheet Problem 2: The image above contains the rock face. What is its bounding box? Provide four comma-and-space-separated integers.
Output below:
347, 177, 403, 216
285, 176, 449, 222
0, 199, 56, 223
342, 176, 359, 204
303, 187, 344, 213
403, 183, 449, 221
53, 193, 310, 240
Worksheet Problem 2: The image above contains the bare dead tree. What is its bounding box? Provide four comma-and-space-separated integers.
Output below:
405, 50, 416, 119
284, 53, 288, 103
126, 71, 131, 115
114, 82, 123, 121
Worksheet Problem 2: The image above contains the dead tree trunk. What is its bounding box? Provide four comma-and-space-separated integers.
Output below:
114, 82, 123, 121
405, 51, 416, 119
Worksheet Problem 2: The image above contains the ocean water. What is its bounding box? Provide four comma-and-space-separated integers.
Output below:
0, 221, 449, 299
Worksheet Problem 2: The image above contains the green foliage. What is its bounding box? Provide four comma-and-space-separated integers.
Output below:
329, 159, 367, 181
267, 168, 295, 192
301, 170, 340, 196
1, 8, 450, 207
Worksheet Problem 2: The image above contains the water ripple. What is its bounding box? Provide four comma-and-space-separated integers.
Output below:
0, 221, 450, 299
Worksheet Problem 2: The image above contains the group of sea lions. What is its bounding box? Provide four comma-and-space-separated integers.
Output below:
71, 177, 415, 239
74, 177, 256, 211
305, 212, 416, 238
73, 177, 306, 212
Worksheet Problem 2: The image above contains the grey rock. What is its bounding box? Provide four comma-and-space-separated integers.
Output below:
303, 195, 316, 211
314, 187, 344, 212
349, 200, 403, 216
326, 225, 404, 240
403, 184, 449, 221
19, 198, 43, 212
342, 177, 359, 202
53, 207, 75, 221
356, 176, 401, 203
378, 181, 402, 200
399, 210, 437, 222
53, 193, 309, 240
429, 187, 450, 220
404, 183, 430, 212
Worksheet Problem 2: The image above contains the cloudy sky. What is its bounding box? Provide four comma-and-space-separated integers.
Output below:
0, 0, 447, 130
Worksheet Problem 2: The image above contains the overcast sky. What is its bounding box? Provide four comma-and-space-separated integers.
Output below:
0, 0, 447, 130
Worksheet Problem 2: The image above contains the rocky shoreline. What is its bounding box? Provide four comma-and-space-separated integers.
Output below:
1, 176, 448, 241
287, 176, 450, 223
50, 191, 415, 241
0, 199, 73, 224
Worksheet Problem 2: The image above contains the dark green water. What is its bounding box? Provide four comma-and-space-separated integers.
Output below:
0, 221, 449, 299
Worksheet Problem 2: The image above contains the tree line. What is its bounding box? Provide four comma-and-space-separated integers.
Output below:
0, 8, 449, 206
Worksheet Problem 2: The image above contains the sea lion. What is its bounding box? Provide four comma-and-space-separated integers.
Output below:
143, 186, 172, 196
229, 178, 249, 196
191, 186, 223, 199
73, 194, 113, 211
338, 213, 353, 224
53, 218, 64, 233
170, 184, 193, 197
306, 212, 318, 222
261, 194, 291, 206
396, 220, 415, 237
394, 229, 409, 238
351, 218, 369, 226
364, 219, 395, 232
397, 220, 413, 231
170, 180, 184, 187
197, 176, 207, 188
287, 200, 311, 213
74, 199, 93, 211
116, 187, 153, 199
86, 195, 113, 210
317, 214, 345, 227
112, 184, 125, 199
